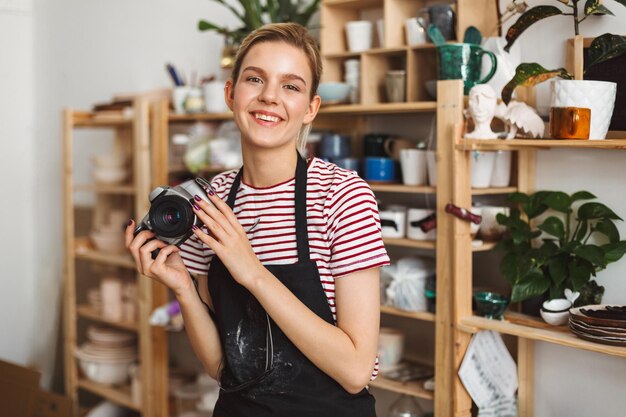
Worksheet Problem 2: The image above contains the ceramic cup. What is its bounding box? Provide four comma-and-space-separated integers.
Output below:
385, 70, 406, 103
172, 86, 192, 114
426, 150, 437, 186
364, 157, 395, 182
376, 19, 385, 47
101, 277, 123, 321
407, 208, 436, 240
419, 4, 456, 41
380, 205, 407, 238
470, 151, 496, 188
332, 157, 360, 174
363, 133, 391, 157
346, 20, 373, 52
549, 107, 591, 140
203, 81, 228, 113
477, 206, 510, 241
320, 133, 350, 160
378, 327, 405, 372
405, 18, 427, 46
436, 43, 497, 95
490, 150, 512, 187
399, 149, 427, 186
385, 138, 415, 160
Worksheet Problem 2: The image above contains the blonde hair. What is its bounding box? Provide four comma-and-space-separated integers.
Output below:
230, 23, 322, 154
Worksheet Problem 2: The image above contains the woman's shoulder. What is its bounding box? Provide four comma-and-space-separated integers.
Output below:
308, 158, 375, 203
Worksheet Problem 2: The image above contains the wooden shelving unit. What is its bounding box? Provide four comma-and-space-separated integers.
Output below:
369, 375, 434, 400
63, 101, 168, 417
381, 305, 435, 322
437, 78, 626, 417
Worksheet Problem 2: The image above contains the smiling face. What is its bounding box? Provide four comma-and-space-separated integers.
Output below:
225, 41, 321, 153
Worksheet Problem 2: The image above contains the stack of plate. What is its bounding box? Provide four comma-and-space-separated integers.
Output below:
569, 305, 626, 346
75, 326, 137, 385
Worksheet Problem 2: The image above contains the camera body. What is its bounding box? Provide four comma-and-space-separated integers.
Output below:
134, 178, 214, 246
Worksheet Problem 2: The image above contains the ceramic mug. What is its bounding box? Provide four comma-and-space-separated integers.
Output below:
385, 70, 406, 103
345, 20, 373, 52
380, 205, 407, 238
477, 206, 510, 241
549, 107, 591, 140
363, 133, 391, 157
405, 17, 427, 46
378, 327, 405, 372
470, 151, 496, 188
385, 138, 415, 160
426, 150, 437, 186
407, 208, 436, 240
436, 43, 497, 95
399, 149, 427, 185
364, 157, 395, 182
418, 4, 456, 41
320, 133, 350, 159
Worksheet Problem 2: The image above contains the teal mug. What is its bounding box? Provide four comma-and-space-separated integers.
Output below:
436, 43, 497, 95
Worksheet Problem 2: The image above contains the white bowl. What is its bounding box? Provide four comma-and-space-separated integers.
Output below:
317, 82, 351, 103
90, 230, 125, 254
542, 298, 572, 312
92, 154, 127, 169
92, 168, 127, 184
75, 347, 135, 385
540, 308, 569, 326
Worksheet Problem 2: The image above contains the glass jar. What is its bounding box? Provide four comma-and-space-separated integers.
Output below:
388, 394, 424, 417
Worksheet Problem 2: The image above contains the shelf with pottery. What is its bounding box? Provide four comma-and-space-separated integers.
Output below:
77, 305, 139, 332
381, 305, 435, 322
64, 101, 169, 417
369, 374, 434, 400
383, 237, 497, 252
77, 378, 139, 411
459, 137, 626, 151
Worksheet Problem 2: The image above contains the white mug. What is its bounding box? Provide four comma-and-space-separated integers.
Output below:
407, 208, 436, 241
345, 20, 373, 52
477, 206, 510, 241
378, 327, 405, 372
203, 81, 228, 113
426, 150, 437, 186
400, 149, 427, 186
405, 18, 427, 46
171, 86, 192, 114
380, 205, 407, 238
490, 151, 512, 187
470, 151, 496, 188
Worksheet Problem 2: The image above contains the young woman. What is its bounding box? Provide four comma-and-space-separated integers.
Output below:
125, 23, 389, 417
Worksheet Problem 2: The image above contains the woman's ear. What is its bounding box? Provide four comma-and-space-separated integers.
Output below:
224, 79, 235, 111
303, 95, 321, 125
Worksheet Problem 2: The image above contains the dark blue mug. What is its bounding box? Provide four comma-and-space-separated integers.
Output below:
320, 133, 350, 160
332, 157, 361, 174
364, 157, 395, 182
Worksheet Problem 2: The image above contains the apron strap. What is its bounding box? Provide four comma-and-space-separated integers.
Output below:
225, 153, 310, 262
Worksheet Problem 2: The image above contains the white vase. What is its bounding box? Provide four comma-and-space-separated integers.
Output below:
480, 37, 521, 99
550, 79, 617, 140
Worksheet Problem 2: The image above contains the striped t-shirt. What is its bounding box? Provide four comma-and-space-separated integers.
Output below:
179, 157, 390, 377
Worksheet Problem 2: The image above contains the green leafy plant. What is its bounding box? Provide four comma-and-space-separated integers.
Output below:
500, 0, 626, 103
198, 0, 321, 45
496, 190, 626, 305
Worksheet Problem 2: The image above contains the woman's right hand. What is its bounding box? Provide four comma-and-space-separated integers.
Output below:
124, 219, 192, 296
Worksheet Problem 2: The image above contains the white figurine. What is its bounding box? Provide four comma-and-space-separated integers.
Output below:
495, 100, 545, 139
465, 84, 498, 139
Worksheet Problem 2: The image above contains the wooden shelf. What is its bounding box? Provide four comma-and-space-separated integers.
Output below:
384, 238, 496, 252
74, 238, 136, 269
317, 102, 437, 115
77, 305, 138, 331
322, 0, 383, 9
370, 184, 436, 194
74, 184, 135, 194
471, 186, 517, 195
381, 305, 435, 322
369, 375, 434, 400
73, 112, 132, 127
77, 379, 140, 411
458, 314, 626, 359
168, 112, 233, 122
459, 138, 626, 151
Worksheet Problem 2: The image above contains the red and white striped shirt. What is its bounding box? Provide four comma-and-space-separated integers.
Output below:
180, 157, 390, 377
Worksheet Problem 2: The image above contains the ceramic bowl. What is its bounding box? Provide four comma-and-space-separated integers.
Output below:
93, 153, 127, 168
540, 309, 570, 326
542, 298, 572, 312
92, 167, 127, 184
473, 291, 509, 319
90, 229, 125, 254
75, 346, 135, 385
318, 82, 351, 104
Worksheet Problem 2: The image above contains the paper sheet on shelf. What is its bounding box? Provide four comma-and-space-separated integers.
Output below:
458, 330, 518, 409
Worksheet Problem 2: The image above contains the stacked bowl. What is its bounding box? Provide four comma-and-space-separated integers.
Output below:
92, 153, 128, 184
75, 326, 137, 385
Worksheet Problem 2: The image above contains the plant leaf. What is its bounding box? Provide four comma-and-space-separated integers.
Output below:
612, 0, 626, 8
602, 241, 626, 263
510, 269, 550, 303
538, 216, 566, 240
585, 33, 626, 71
584, 0, 614, 15
500, 252, 531, 285
543, 191, 572, 213
504, 6, 564, 52
501, 63, 572, 104
574, 244, 607, 268
507, 192, 530, 205
540, 239, 559, 257
548, 254, 569, 287
569, 260, 594, 291
578, 202, 622, 220
571, 190, 596, 202
575, 219, 588, 242
595, 219, 620, 243
198, 20, 231, 35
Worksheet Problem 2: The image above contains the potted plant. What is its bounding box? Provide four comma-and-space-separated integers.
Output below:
496, 190, 626, 311
198, 0, 321, 66
499, 1, 626, 138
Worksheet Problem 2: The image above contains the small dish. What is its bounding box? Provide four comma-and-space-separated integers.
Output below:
540, 308, 569, 326
317, 82, 351, 104
542, 298, 572, 312
473, 291, 509, 320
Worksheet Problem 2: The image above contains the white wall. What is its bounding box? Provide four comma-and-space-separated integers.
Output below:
1, 0, 625, 414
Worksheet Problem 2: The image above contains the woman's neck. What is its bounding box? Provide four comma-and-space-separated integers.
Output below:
241, 146, 299, 188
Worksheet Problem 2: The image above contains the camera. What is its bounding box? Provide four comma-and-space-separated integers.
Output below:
134, 178, 215, 247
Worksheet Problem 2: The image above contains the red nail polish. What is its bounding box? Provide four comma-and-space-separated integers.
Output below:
192, 225, 198, 230
193, 203, 200, 210
194, 194, 202, 201
208, 189, 215, 196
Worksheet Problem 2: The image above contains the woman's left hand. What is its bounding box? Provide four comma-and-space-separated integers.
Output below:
190, 192, 264, 288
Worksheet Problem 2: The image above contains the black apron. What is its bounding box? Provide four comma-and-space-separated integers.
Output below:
207, 155, 377, 417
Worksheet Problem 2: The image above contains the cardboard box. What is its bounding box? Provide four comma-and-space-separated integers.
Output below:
0, 359, 71, 417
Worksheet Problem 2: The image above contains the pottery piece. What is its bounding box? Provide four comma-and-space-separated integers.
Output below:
465, 84, 498, 139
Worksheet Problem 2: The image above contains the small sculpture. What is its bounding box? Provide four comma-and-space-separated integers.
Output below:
495, 100, 545, 139
464, 84, 498, 139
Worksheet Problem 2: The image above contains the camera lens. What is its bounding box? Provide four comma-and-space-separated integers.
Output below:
149, 195, 195, 238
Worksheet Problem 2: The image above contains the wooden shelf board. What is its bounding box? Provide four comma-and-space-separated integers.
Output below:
459, 138, 626, 151
318, 101, 437, 115
384, 238, 495, 252
323, 51, 361, 59
471, 186, 517, 195
370, 184, 436, 194
168, 112, 233, 122
322, 0, 383, 9
369, 375, 434, 400
472, 241, 497, 252
381, 305, 435, 322
77, 305, 138, 331
459, 313, 626, 359
74, 238, 136, 269
78, 379, 140, 411
74, 184, 135, 194
73, 114, 132, 127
